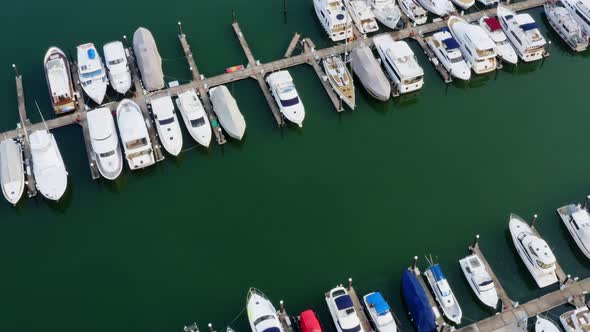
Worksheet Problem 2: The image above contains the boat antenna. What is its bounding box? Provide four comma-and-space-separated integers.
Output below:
34, 101, 49, 132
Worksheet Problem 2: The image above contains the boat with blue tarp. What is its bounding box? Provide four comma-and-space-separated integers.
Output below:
363, 292, 398, 332
424, 263, 462, 325
401, 270, 436, 332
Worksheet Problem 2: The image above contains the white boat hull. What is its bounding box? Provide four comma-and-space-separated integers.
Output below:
459, 255, 498, 309
424, 268, 462, 324
0, 139, 25, 205
557, 205, 590, 260
536, 316, 560, 332
30, 130, 68, 201
176, 91, 212, 148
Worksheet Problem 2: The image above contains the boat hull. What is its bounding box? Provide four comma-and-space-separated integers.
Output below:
557, 205, 590, 260
209, 86, 246, 140
350, 45, 391, 101
176, 92, 212, 148
0, 139, 25, 205
30, 130, 68, 201
458, 256, 498, 309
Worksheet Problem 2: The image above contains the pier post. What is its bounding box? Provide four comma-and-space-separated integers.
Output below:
348, 278, 353, 290
123, 35, 128, 47
208, 323, 213, 332
412, 256, 418, 270
283, 0, 288, 23
12, 64, 19, 76
232, 10, 236, 23
531, 214, 538, 228
178, 21, 183, 35
280, 300, 285, 313
472, 234, 480, 249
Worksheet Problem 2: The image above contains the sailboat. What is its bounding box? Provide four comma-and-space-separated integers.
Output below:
323, 56, 355, 109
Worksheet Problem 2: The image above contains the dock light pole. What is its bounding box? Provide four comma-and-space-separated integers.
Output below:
412, 256, 418, 270
178, 21, 183, 36
12, 64, 19, 77
280, 300, 285, 313
208, 323, 213, 332
585, 195, 590, 210
531, 214, 538, 228
232, 10, 237, 23
123, 35, 128, 47
348, 278, 353, 290
472, 234, 480, 249
283, 0, 288, 24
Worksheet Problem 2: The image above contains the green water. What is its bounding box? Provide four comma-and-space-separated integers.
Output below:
1, 0, 590, 331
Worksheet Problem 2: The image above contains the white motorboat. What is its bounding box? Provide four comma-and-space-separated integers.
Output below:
266, 71, 306, 127
116, 99, 155, 170
459, 255, 498, 309
176, 90, 212, 148
557, 202, 590, 260
562, 0, 590, 37
151, 96, 183, 156
103, 41, 132, 94
497, 4, 547, 62
0, 139, 24, 205
87, 107, 123, 180
509, 213, 558, 288
350, 44, 390, 101
29, 130, 68, 201
545, 1, 589, 52
77, 43, 108, 105
346, 0, 379, 34
448, 16, 497, 74
479, 16, 519, 64
133, 27, 165, 92
425, 29, 471, 80
246, 288, 284, 332
367, 0, 402, 30
325, 286, 366, 332
536, 316, 561, 332
362, 292, 397, 332
424, 263, 462, 325
314, 0, 354, 42
398, 0, 428, 25
450, 0, 474, 10
560, 306, 590, 332
416, 0, 455, 17
323, 56, 355, 109
373, 35, 424, 94
43, 47, 76, 114
209, 85, 246, 140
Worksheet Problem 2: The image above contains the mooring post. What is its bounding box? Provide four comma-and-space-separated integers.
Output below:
348, 277, 353, 290
412, 256, 418, 270
565, 274, 571, 284
178, 21, 183, 35
585, 195, 590, 210
280, 300, 285, 313
123, 35, 128, 47
531, 214, 538, 228
208, 323, 213, 332
283, 0, 288, 23
12, 64, 19, 77
232, 10, 237, 23
472, 234, 480, 249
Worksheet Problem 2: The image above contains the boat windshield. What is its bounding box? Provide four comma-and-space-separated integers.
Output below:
536, 260, 555, 269
95, 133, 113, 141
108, 58, 125, 66
99, 150, 116, 158
253, 315, 276, 326
158, 117, 175, 125
126, 138, 148, 150
403, 76, 423, 85
190, 117, 206, 128
478, 280, 494, 287
450, 56, 463, 64
280, 96, 300, 107
81, 69, 103, 79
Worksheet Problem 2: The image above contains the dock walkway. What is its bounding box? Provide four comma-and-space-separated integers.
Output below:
347, 284, 372, 332
14, 74, 36, 197
303, 39, 344, 112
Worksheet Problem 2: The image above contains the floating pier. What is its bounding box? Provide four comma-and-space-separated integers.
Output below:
283, 33, 301, 58
14, 72, 37, 197
346, 279, 373, 332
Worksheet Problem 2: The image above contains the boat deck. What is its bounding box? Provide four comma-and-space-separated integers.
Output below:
530, 224, 569, 284
303, 39, 345, 113
414, 34, 453, 83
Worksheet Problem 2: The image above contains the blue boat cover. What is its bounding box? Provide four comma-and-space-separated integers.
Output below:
366, 292, 390, 316
430, 264, 446, 282
440, 27, 450, 32
442, 38, 460, 50
401, 270, 436, 332
262, 327, 281, 332
335, 295, 353, 310
87, 48, 96, 60
520, 22, 538, 31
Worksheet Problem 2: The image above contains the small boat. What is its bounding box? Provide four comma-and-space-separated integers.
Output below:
425, 29, 471, 81
479, 16, 519, 64
497, 4, 547, 62
209, 85, 246, 140
347, 0, 380, 34
87, 107, 123, 180
350, 44, 391, 101
373, 35, 424, 94
424, 263, 462, 325
299, 310, 323, 332
0, 139, 24, 205
459, 255, 498, 309
450, 0, 474, 10
368, 0, 402, 29
416, 0, 455, 17
560, 306, 590, 332
176, 90, 212, 148
509, 213, 558, 288
133, 27, 165, 92
536, 316, 561, 332
43, 47, 76, 114
116, 99, 155, 170
325, 286, 365, 332
103, 41, 132, 94
363, 292, 398, 332
226, 65, 245, 73
448, 16, 497, 74
322, 56, 355, 109
30, 130, 68, 201
77, 43, 108, 105
151, 96, 183, 156
401, 270, 436, 332
266, 71, 306, 127
557, 202, 590, 260
562, 0, 590, 37
545, 1, 589, 52
313, 0, 354, 42
398, 0, 428, 25
183, 323, 200, 332
246, 288, 284, 332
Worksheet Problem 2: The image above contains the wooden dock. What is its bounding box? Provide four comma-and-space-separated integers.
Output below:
14, 73, 37, 197
303, 39, 344, 113
284, 33, 301, 58
410, 266, 448, 329
414, 34, 452, 83
347, 283, 373, 332
277, 301, 295, 332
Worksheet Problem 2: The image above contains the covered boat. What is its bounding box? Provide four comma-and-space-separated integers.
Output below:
401, 270, 436, 332
133, 27, 165, 91
0, 139, 24, 205
43, 47, 76, 114
350, 44, 391, 102
299, 310, 322, 332
209, 85, 246, 140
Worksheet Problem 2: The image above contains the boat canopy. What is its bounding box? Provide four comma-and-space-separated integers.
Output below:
335, 295, 354, 310
402, 270, 436, 332
366, 292, 390, 316
442, 38, 460, 50
430, 264, 446, 282
520, 22, 539, 31
300, 310, 322, 332
88, 48, 96, 60
484, 17, 502, 31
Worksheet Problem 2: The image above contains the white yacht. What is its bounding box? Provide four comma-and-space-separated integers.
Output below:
103, 41, 132, 94
459, 255, 498, 309
563, 0, 590, 37
497, 4, 547, 62
209, 86, 246, 140
350, 44, 391, 101
536, 316, 561, 332
424, 263, 462, 325
362, 292, 397, 332
151, 96, 183, 156
87, 108, 123, 180
76, 43, 108, 105
367, 0, 402, 29
116, 99, 155, 170
373, 35, 424, 94
450, 0, 474, 10
323, 56, 355, 109
416, 0, 455, 17
509, 213, 558, 288
29, 130, 68, 201
398, 0, 428, 25
176, 90, 212, 148
0, 139, 24, 205
43, 47, 76, 114
560, 306, 590, 332
557, 202, 590, 260
325, 286, 365, 332
426, 29, 471, 80
479, 16, 519, 64
545, 1, 589, 52
314, 0, 353, 42
246, 288, 284, 332
347, 0, 379, 34
266, 71, 306, 127
448, 16, 497, 74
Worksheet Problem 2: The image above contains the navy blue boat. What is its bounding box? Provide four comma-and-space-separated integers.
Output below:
401, 270, 436, 332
